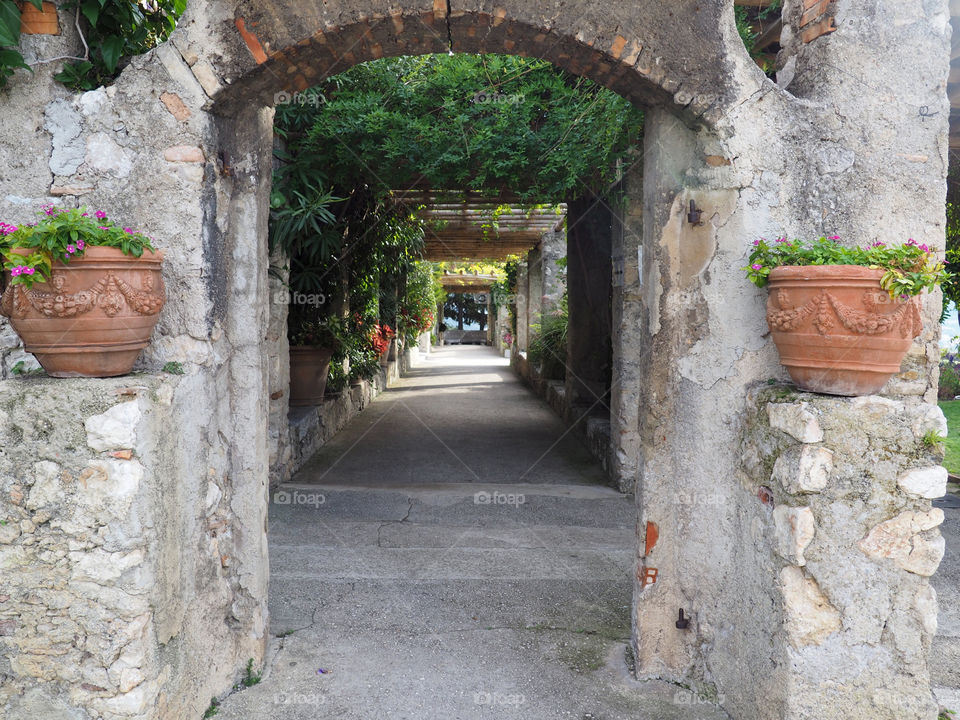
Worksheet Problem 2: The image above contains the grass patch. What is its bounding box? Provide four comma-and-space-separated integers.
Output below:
938, 401, 960, 474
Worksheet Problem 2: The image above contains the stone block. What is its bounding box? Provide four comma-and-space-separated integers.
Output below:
773, 505, 815, 566
897, 466, 948, 499
772, 445, 833, 494
163, 145, 205, 163
780, 566, 841, 648
26, 461, 62, 510
767, 402, 823, 443
85, 401, 140, 452
859, 509, 946, 576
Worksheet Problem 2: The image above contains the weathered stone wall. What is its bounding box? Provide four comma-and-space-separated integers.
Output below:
727, 390, 946, 718
0, 0, 951, 718
0, 375, 265, 720
0, 4, 272, 717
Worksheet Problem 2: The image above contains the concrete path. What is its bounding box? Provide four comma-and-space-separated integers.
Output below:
295, 345, 606, 488
933, 500, 960, 712
214, 346, 730, 719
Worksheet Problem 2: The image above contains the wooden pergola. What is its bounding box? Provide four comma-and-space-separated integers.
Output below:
438, 272, 500, 294
393, 191, 565, 262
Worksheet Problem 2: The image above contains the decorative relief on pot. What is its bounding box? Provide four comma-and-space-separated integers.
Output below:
1, 271, 165, 320
767, 289, 922, 338
0, 246, 166, 378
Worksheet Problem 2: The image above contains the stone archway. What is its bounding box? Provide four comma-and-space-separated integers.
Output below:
0, 1, 950, 719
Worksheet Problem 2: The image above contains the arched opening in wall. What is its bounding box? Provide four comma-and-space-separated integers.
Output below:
249, 51, 651, 715
205, 4, 730, 716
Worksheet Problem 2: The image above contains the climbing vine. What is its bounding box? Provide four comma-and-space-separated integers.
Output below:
0, 0, 185, 91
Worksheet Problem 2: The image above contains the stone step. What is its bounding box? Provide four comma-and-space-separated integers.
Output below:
267, 577, 632, 636
270, 544, 634, 582
272, 482, 634, 529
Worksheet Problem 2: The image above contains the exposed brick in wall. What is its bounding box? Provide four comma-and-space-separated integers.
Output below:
19, 1, 59, 35
800, 0, 836, 43
212, 2, 732, 124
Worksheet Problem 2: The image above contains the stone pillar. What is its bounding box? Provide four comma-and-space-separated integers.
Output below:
737, 392, 947, 719
540, 227, 567, 314
516, 261, 529, 353
267, 250, 291, 486
565, 191, 613, 411
527, 245, 543, 336
610, 160, 643, 493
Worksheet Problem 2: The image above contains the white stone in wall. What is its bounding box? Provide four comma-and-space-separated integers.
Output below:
84, 132, 134, 177
859, 509, 946, 576
897, 466, 948, 499
911, 404, 949, 439
85, 401, 141, 452
773, 505, 815, 566
25, 461, 62, 511
779, 566, 842, 648
915, 584, 938, 637
767, 402, 823, 443
0, 522, 21, 544
772, 445, 833, 494
205, 481, 222, 517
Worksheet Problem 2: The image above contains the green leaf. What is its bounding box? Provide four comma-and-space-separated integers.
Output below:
0, 48, 29, 72
0, 0, 21, 47
99, 34, 123, 73
80, 0, 100, 27
26, 0, 43, 10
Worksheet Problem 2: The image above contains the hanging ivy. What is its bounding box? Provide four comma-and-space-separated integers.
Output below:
0, 0, 185, 91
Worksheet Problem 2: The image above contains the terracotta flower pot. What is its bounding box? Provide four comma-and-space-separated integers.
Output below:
0, 246, 165, 377
766, 265, 922, 396
289, 346, 334, 406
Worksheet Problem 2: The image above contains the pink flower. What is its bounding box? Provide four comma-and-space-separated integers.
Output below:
776, 237, 788, 244
66, 244, 76, 254
81, 213, 89, 217
10, 267, 21, 277
77, 240, 85, 250
919, 243, 929, 252
95, 211, 107, 219
871, 241, 885, 248
907, 238, 917, 246
98, 226, 109, 231
123, 227, 133, 234
752, 239, 761, 246
828, 235, 840, 240
751, 263, 763, 271
24, 268, 34, 275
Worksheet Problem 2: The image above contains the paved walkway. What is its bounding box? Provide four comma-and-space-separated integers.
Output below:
215, 346, 730, 719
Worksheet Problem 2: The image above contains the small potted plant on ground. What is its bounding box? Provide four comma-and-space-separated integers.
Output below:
0, 205, 165, 377
289, 316, 341, 406
745, 236, 948, 396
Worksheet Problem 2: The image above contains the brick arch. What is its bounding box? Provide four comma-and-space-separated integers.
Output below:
206, 0, 742, 123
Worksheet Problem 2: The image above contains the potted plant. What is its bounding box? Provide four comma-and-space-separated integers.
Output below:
288, 316, 341, 406
745, 236, 948, 396
0, 206, 165, 378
